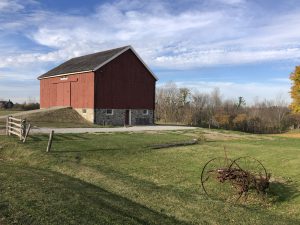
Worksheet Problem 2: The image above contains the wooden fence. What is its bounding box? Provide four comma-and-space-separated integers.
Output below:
6, 116, 29, 142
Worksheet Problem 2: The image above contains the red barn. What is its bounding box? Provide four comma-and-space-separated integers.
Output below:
38, 46, 157, 125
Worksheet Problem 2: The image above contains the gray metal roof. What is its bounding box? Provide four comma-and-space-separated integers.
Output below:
38, 46, 129, 79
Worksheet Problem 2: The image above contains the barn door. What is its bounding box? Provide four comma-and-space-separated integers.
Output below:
63, 82, 71, 106
57, 83, 64, 106
56, 82, 71, 106
125, 110, 130, 125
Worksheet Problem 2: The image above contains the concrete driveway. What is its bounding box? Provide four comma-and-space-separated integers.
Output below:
30, 125, 196, 134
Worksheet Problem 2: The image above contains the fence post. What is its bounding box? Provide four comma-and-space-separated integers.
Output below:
6, 117, 9, 135
23, 124, 31, 143
46, 130, 54, 152
7, 116, 11, 136
21, 119, 26, 140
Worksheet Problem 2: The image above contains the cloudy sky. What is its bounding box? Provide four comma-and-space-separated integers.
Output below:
0, 0, 299, 104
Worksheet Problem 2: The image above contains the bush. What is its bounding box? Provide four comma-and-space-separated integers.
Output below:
13, 102, 40, 111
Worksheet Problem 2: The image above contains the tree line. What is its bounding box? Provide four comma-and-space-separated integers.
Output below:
155, 82, 298, 134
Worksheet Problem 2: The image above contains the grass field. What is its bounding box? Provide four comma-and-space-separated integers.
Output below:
0, 108, 105, 128
0, 129, 299, 224
0, 110, 23, 117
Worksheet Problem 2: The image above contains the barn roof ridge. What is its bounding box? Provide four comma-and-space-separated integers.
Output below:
37, 46, 157, 80
70, 45, 130, 61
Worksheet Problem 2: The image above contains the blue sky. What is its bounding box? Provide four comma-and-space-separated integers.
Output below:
0, 0, 299, 104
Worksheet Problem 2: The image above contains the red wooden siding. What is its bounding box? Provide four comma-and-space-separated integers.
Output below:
40, 72, 94, 108
94, 49, 156, 109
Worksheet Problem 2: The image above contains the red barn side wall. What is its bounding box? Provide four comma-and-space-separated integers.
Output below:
40, 72, 95, 109
94, 49, 156, 109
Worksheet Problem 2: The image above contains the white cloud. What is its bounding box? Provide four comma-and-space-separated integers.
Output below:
0, 0, 298, 102
214, 0, 246, 5
271, 78, 291, 83
0, 0, 299, 70
0, 0, 24, 12
154, 48, 300, 68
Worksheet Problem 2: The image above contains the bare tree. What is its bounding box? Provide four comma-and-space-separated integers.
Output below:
274, 93, 290, 133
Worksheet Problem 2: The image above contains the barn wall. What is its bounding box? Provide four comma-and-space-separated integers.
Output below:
40, 72, 95, 122
94, 49, 156, 109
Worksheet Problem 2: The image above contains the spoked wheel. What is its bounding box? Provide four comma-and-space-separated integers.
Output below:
229, 156, 269, 201
201, 157, 237, 201
230, 156, 268, 181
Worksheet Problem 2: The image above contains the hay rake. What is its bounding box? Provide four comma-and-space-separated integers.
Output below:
201, 156, 270, 202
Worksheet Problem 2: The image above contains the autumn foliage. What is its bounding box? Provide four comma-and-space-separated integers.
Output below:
156, 83, 292, 133
290, 66, 300, 113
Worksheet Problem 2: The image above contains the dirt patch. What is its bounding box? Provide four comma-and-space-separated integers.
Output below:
275, 133, 300, 138
183, 129, 274, 141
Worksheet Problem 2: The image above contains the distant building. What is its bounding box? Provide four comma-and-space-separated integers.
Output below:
38, 46, 157, 126
0, 100, 14, 109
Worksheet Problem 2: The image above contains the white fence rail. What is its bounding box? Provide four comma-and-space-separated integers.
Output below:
6, 116, 27, 141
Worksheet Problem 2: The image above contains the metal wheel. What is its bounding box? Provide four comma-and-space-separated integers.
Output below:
229, 156, 269, 200
229, 156, 268, 181
201, 157, 236, 201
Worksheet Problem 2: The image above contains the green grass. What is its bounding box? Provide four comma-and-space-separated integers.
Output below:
0, 108, 111, 128
0, 129, 299, 224
0, 110, 23, 117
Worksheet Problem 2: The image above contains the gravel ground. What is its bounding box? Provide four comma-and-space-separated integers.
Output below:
30, 126, 196, 134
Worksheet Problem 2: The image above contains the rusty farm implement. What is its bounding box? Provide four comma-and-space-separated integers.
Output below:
201, 156, 270, 202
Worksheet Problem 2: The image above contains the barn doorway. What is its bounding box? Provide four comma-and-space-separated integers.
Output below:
56, 82, 71, 106
125, 109, 131, 126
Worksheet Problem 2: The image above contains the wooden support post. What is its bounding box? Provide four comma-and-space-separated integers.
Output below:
46, 130, 54, 152
8, 116, 11, 136
23, 124, 31, 143
6, 117, 9, 135
19, 125, 22, 141
21, 119, 26, 140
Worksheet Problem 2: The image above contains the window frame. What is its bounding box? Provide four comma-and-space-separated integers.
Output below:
106, 109, 114, 115
142, 109, 149, 115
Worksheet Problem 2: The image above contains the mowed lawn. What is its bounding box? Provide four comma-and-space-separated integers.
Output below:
0, 110, 22, 117
0, 129, 299, 225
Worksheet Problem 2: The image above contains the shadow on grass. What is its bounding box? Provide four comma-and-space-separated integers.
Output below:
53, 134, 90, 141
50, 148, 121, 153
268, 181, 300, 202
28, 134, 90, 142
0, 164, 192, 225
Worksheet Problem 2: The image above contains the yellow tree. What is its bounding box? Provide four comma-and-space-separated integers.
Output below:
290, 66, 300, 113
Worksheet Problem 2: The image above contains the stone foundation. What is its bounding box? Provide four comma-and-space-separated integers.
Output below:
131, 109, 154, 125
94, 109, 154, 126
74, 108, 94, 123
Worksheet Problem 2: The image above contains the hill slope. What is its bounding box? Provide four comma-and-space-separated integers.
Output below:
0, 107, 93, 129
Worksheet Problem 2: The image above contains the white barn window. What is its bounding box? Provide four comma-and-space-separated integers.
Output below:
143, 109, 149, 115
106, 109, 113, 115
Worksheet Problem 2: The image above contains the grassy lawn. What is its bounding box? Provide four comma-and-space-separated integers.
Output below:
0, 110, 22, 117
0, 108, 107, 128
0, 129, 299, 224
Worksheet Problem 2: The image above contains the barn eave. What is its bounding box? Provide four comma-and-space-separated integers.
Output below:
37, 70, 93, 80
